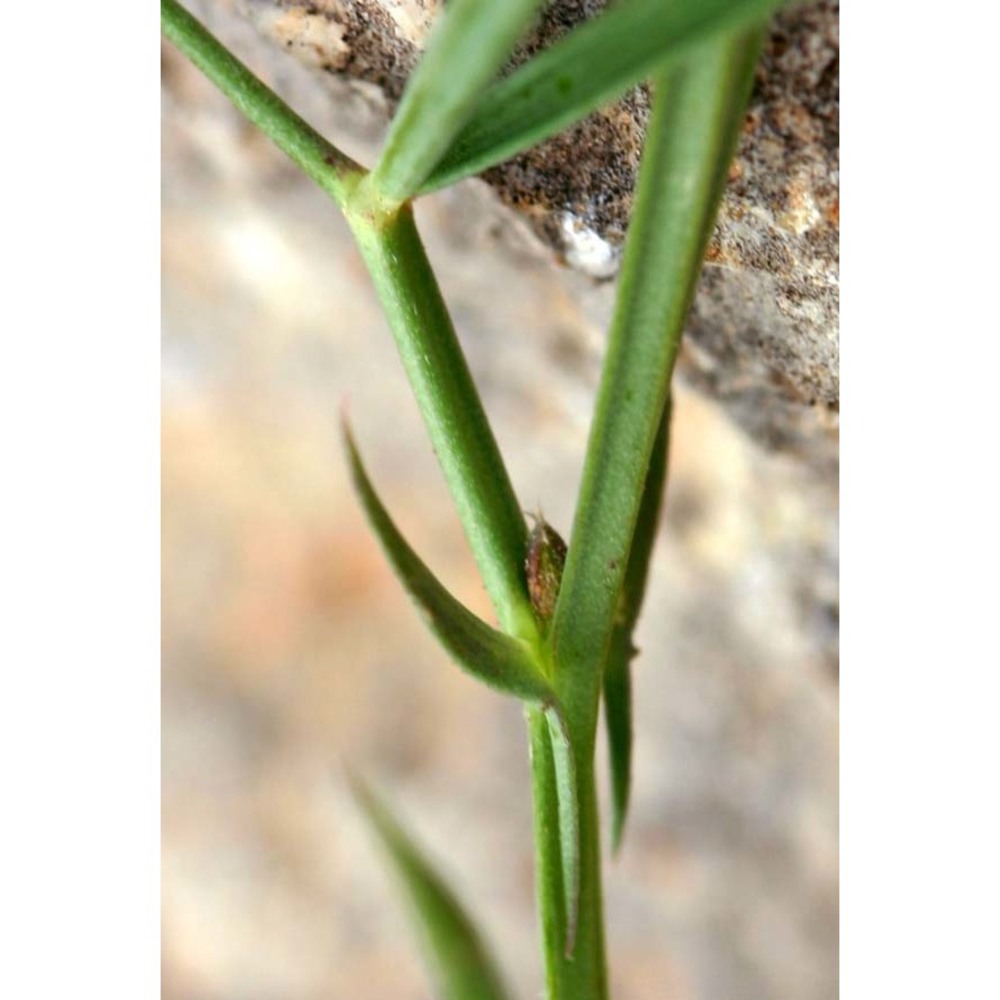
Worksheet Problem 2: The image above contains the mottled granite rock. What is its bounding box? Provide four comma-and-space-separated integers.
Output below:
236, 0, 839, 463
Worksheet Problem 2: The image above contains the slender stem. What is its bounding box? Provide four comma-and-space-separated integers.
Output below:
162, 0, 538, 640
550, 32, 764, 734
164, 10, 770, 1000
162, 2, 535, 637
161, 0, 364, 208
530, 37, 763, 1000
528, 708, 563, 1000
528, 710, 607, 1000
347, 205, 538, 642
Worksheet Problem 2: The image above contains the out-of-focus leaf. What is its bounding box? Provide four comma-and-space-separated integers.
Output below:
343, 421, 553, 704
353, 779, 512, 1000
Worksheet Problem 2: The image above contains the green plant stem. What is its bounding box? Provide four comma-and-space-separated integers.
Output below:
162, 0, 535, 640
163, 10, 772, 1000
528, 709, 606, 1000
528, 708, 564, 1000
346, 205, 538, 642
551, 32, 763, 736
160, 0, 363, 207
530, 35, 763, 999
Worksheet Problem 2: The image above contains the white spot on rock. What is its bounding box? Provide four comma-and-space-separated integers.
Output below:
558, 213, 620, 279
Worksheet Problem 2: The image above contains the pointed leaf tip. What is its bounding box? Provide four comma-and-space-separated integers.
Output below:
342, 420, 554, 705
353, 778, 513, 1000
604, 643, 633, 855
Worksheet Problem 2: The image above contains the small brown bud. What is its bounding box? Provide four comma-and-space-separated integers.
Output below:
525, 514, 567, 625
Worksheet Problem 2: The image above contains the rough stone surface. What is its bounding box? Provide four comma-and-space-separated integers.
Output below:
237, 0, 840, 462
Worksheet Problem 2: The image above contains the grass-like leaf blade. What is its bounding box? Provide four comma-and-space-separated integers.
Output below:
354, 779, 512, 1000
372, 0, 544, 202
544, 704, 581, 957
604, 399, 671, 853
421, 0, 785, 193
344, 421, 552, 704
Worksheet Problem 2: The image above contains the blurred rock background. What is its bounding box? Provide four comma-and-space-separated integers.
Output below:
162, 3, 838, 998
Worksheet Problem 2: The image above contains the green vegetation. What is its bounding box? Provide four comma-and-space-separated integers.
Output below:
161, 1, 789, 996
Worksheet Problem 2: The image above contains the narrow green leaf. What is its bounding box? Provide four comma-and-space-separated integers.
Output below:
353, 779, 512, 1000
551, 30, 765, 749
422, 0, 786, 193
344, 421, 552, 704
543, 705, 580, 957
160, 0, 364, 208
372, 0, 544, 202
602, 642, 632, 853
604, 399, 671, 853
